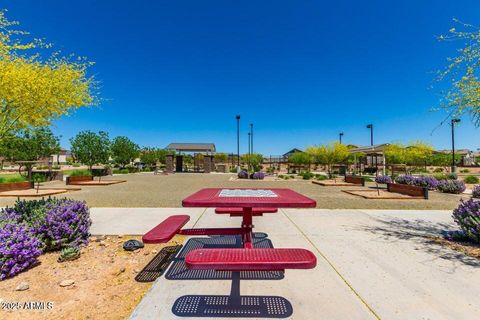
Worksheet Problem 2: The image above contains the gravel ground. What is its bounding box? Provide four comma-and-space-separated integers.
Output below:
0, 173, 468, 209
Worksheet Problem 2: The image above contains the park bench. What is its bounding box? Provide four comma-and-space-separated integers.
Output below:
185, 248, 317, 271
142, 215, 190, 243
387, 183, 428, 199
215, 207, 278, 216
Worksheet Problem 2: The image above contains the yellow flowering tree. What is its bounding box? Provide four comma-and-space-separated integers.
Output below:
306, 142, 349, 177
0, 10, 98, 139
437, 21, 480, 125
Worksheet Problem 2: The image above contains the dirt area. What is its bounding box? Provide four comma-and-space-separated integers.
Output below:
429, 236, 480, 259
0, 235, 184, 320
342, 189, 423, 199
68, 180, 126, 186
0, 173, 469, 210
0, 189, 68, 197
312, 179, 358, 186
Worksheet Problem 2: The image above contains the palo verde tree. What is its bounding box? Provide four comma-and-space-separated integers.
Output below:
70, 131, 110, 170
0, 10, 98, 140
436, 20, 480, 125
111, 136, 139, 168
241, 153, 264, 172
140, 148, 170, 169
288, 152, 312, 166
306, 142, 349, 178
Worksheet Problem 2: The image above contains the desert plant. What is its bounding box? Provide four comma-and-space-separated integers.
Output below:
68, 169, 92, 177
472, 185, 480, 199
0, 175, 26, 183
395, 175, 417, 185
238, 171, 249, 179
452, 199, 480, 243
437, 180, 466, 194
460, 169, 470, 173
0, 223, 42, 280
415, 176, 439, 190
57, 246, 81, 263
32, 173, 47, 193
375, 175, 392, 184
464, 175, 479, 184
252, 172, 265, 180
433, 167, 444, 173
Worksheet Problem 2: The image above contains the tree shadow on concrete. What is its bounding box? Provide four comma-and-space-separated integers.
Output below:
360, 217, 480, 269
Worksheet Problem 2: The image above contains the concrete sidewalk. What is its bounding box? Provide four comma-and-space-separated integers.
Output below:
89, 208, 480, 320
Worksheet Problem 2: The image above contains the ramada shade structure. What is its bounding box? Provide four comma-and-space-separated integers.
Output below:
349, 143, 390, 175
166, 143, 216, 154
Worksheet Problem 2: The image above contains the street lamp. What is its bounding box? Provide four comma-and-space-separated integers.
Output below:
250, 123, 254, 155
236, 115, 240, 169
451, 118, 461, 173
366, 124, 375, 173
248, 132, 251, 171
339, 132, 344, 144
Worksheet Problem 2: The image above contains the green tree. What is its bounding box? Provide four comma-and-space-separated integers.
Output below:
307, 142, 349, 177
437, 21, 480, 125
70, 131, 110, 170
241, 153, 264, 172
0, 127, 60, 162
0, 10, 98, 139
111, 136, 139, 168
214, 153, 228, 163
288, 152, 312, 165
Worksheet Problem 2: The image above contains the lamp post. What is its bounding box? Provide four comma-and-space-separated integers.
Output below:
236, 115, 240, 170
248, 132, 251, 171
250, 123, 254, 155
366, 124, 375, 173
451, 118, 461, 173
339, 132, 344, 144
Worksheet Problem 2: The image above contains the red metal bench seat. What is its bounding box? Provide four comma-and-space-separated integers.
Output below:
142, 215, 190, 244
185, 248, 317, 271
215, 207, 278, 216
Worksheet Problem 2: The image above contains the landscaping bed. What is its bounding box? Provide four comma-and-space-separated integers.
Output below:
428, 236, 480, 260
342, 189, 424, 199
0, 235, 179, 320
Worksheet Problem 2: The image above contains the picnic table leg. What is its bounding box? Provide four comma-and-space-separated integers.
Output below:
241, 207, 253, 249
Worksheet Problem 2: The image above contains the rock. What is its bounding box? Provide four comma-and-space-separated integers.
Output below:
151, 250, 158, 254
15, 282, 29, 291
117, 235, 123, 239
143, 251, 150, 256
115, 267, 126, 276
134, 268, 141, 273
99, 241, 106, 246
90, 236, 98, 242
59, 279, 75, 287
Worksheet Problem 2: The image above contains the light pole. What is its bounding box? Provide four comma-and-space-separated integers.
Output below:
366, 124, 374, 173
236, 115, 240, 169
339, 132, 344, 144
248, 132, 251, 171
451, 118, 461, 173
250, 123, 254, 155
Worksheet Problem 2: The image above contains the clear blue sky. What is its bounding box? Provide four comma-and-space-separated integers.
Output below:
3, 0, 480, 155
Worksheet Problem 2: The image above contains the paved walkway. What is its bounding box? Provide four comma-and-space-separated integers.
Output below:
90, 208, 480, 320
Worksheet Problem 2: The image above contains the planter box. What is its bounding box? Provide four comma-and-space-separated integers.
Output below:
66, 175, 93, 185
0, 181, 34, 192
387, 183, 428, 199
344, 176, 365, 186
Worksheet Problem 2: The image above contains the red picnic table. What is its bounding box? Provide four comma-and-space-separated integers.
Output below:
143, 188, 317, 271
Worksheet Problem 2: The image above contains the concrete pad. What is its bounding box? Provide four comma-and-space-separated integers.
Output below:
285, 209, 480, 320
89, 207, 205, 235
130, 208, 376, 320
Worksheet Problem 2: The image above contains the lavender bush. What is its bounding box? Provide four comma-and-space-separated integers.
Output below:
395, 175, 417, 185
238, 171, 249, 179
437, 179, 466, 194
452, 199, 480, 243
252, 172, 265, 180
415, 176, 439, 190
473, 185, 480, 199
375, 175, 392, 184
0, 223, 42, 280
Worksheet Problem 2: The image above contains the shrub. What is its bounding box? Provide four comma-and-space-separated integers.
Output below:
415, 176, 439, 190
252, 172, 265, 180
72, 163, 80, 167
300, 172, 314, 180
69, 169, 92, 177
464, 175, 479, 184
473, 185, 480, 199
433, 167, 444, 173
452, 199, 480, 243
0, 223, 42, 280
315, 174, 327, 181
278, 174, 285, 179
437, 180, 466, 194
433, 173, 448, 180
395, 175, 416, 185
238, 171, 248, 179
460, 169, 470, 173
447, 173, 458, 180
113, 168, 129, 174
375, 175, 392, 184
0, 175, 26, 184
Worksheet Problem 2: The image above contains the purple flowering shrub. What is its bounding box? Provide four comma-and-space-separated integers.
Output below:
252, 172, 265, 180
0, 223, 42, 280
394, 175, 439, 189
238, 171, 249, 179
473, 185, 480, 199
0, 198, 91, 280
437, 179, 466, 194
375, 175, 392, 184
452, 199, 480, 243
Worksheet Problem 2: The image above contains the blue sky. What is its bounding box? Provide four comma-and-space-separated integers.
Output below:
3, 0, 480, 154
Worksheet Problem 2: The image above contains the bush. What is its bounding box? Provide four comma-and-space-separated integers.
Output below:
238, 171, 248, 179
72, 163, 80, 167
447, 172, 458, 180
472, 185, 480, 199
252, 172, 265, 180
437, 180, 466, 194
69, 169, 92, 177
460, 169, 470, 173
395, 175, 417, 185
452, 199, 480, 243
433, 167, 444, 173
0, 175, 26, 183
314, 174, 327, 181
375, 175, 392, 184
300, 172, 314, 180
464, 175, 479, 184
0, 223, 42, 280
395, 175, 439, 189
113, 168, 129, 174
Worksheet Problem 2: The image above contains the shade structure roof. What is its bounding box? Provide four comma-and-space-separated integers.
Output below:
166, 143, 216, 153
349, 143, 390, 154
